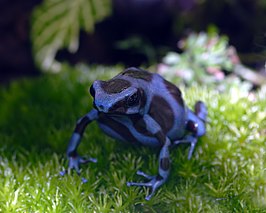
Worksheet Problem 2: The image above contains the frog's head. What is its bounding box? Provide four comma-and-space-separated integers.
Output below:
90, 78, 145, 114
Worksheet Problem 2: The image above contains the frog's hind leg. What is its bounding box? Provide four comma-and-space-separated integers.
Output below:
127, 114, 171, 200
127, 137, 171, 200
173, 101, 207, 159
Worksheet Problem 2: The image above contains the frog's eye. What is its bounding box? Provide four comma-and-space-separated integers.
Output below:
126, 91, 140, 107
90, 85, 95, 97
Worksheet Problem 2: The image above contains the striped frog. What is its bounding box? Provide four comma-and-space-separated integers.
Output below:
62, 67, 207, 200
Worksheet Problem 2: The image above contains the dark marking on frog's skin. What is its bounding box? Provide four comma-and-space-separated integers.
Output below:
154, 131, 166, 146
194, 101, 207, 122
101, 79, 131, 94
98, 113, 137, 143
108, 88, 145, 114
130, 115, 154, 137
108, 99, 126, 114
121, 68, 153, 82
148, 95, 174, 134
90, 85, 95, 97
156, 174, 164, 181
139, 88, 147, 109
186, 120, 198, 135
164, 79, 184, 107
74, 116, 90, 135
160, 157, 170, 171
195, 102, 201, 115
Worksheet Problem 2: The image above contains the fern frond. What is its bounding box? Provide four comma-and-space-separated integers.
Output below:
31, 0, 112, 72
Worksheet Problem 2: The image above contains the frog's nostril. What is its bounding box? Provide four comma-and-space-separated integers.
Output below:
98, 104, 104, 111
94, 100, 105, 112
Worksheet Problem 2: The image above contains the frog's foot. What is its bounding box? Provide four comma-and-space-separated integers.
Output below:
68, 155, 97, 175
60, 155, 97, 180
173, 135, 197, 160
127, 170, 166, 200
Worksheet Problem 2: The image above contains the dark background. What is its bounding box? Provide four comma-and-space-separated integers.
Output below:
0, 0, 265, 83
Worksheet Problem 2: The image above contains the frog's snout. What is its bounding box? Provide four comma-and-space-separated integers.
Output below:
93, 99, 112, 113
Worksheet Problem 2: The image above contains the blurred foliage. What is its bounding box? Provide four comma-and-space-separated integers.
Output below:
158, 28, 234, 85
31, 0, 112, 73
157, 28, 266, 90
115, 36, 158, 65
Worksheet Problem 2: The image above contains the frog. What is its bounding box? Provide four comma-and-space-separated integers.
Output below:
61, 67, 207, 200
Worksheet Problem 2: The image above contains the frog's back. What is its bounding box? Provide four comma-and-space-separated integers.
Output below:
96, 68, 187, 146
119, 68, 187, 140
145, 72, 187, 140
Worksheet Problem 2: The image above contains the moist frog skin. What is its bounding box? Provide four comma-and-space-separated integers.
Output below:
61, 67, 207, 200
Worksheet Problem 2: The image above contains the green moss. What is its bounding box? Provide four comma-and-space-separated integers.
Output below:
0, 67, 265, 212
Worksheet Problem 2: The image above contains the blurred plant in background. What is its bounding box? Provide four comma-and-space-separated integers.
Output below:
31, 0, 112, 73
115, 36, 158, 65
158, 29, 233, 84
157, 28, 266, 91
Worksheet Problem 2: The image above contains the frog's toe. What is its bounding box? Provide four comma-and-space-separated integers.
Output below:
127, 181, 152, 187
68, 156, 81, 174
59, 170, 67, 176
187, 137, 197, 160
127, 179, 155, 200
127, 183, 151, 200
67, 155, 97, 175
136, 170, 155, 180
81, 177, 88, 183
127, 174, 165, 200
79, 157, 97, 164
173, 135, 197, 160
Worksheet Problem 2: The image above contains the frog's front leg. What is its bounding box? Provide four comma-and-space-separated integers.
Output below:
127, 114, 171, 200
61, 109, 98, 177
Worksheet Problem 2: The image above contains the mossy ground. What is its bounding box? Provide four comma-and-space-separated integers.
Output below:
0, 66, 265, 212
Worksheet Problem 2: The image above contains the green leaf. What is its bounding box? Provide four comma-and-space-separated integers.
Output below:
31, 0, 112, 72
